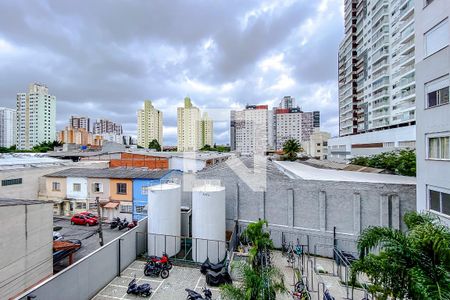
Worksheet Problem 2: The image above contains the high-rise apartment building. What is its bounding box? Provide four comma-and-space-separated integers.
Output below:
200, 112, 213, 147
279, 96, 295, 109
70, 116, 91, 133
58, 127, 102, 147
230, 105, 270, 154
415, 0, 450, 223
177, 97, 212, 151
137, 100, 163, 148
93, 119, 123, 135
0, 107, 16, 148
329, 0, 417, 161
16, 83, 56, 150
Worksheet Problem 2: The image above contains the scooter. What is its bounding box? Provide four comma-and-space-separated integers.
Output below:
200, 256, 227, 274
205, 267, 232, 286
147, 252, 173, 270
185, 287, 212, 300
144, 262, 170, 279
127, 276, 152, 297
127, 220, 138, 230
110, 217, 121, 229
118, 218, 129, 230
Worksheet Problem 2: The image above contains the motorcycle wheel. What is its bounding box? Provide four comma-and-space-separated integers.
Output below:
167, 262, 173, 270
143, 291, 152, 297
144, 268, 151, 276
160, 269, 169, 279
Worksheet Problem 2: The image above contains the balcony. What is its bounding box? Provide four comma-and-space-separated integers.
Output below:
372, 109, 390, 119
372, 48, 389, 63
372, 79, 390, 91
372, 90, 390, 100
372, 98, 390, 109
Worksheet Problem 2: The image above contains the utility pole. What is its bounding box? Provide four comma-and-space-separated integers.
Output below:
96, 197, 104, 246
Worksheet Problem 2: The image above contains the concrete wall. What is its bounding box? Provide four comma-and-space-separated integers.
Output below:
42, 177, 67, 200
110, 179, 133, 201
0, 202, 53, 299
17, 218, 148, 300
170, 156, 206, 173
197, 159, 417, 254
415, 0, 450, 225
87, 178, 110, 202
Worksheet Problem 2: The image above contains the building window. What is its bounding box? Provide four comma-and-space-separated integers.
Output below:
1, 178, 23, 186
142, 186, 148, 195
75, 202, 87, 209
52, 182, 61, 191
73, 183, 81, 192
136, 205, 146, 214
424, 18, 449, 57
120, 204, 132, 213
428, 136, 450, 159
429, 188, 450, 216
117, 183, 127, 195
426, 75, 449, 108
93, 183, 102, 193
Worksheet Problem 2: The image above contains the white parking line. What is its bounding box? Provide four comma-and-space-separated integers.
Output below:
149, 279, 165, 299
194, 275, 202, 290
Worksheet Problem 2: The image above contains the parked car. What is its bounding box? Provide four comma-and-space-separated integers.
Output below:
71, 214, 98, 226
79, 211, 98, 219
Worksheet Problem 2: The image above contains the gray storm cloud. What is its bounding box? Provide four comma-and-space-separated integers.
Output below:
0, 0, 344, 145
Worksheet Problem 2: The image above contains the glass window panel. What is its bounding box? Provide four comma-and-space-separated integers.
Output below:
441, 137, 450, 159
441, 87, 449, 104
430, 190, 441, 211
425, 19, 449, 56
428, 137, 439, 158
442, 192, 450, 216
428, 91, 438, 107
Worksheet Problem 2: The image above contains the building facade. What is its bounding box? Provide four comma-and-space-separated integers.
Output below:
230, 105, 269, 154
93, 119, 123, 135
335, 0, 416, 156
303, 129, 331, 160
70, 116, 91, 133
16, 83, 56, 150
177, 97, 210, 151
200, 112, 213, 147
137, 100, 163, 148
0, 107, 16, 148
58, 126, 102, 147
415, 0, 450, 224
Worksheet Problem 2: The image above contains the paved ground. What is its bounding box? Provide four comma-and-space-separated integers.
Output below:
93, 261, 222, 300
53, 217, 125, 272
94, 251, 371, 300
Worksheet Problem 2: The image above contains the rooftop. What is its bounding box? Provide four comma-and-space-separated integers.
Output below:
275, 161, 416, 185
44, 168, 172, 179
0, 154, 70, 169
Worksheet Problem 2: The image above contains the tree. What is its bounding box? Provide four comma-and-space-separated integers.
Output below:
31, 141, 62, 153
349, 149, 416, 176
220, 262, 286, 300
148, 139, 161, 151
200, 144, 212, 151
221, 220, 286, 300
282, 139, 301, 161
351, 212, 450, 299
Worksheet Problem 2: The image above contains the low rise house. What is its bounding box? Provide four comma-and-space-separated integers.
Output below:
41, 168, 181, 220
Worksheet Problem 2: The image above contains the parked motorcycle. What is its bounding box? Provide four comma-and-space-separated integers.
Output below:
127, 276, 152, 297
127, 220, 138, 230
185, 287, 212, 300
144, 262, 170, 279
205, 267, 232, 286
118, 218, 129, 230
147, 253, 173, 270
200, 256, 227, 274
110, 217, 121, 229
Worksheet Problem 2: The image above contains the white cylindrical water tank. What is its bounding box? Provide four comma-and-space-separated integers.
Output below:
147, 183, 181, 257
192, 184, 226, 263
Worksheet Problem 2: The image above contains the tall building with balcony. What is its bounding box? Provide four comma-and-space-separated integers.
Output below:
16, 83, 56, 150
330, 0, 417, 162
415, 0, 450, 223
177, 97, 212, 151
70, 116, 91, 133
0, 107, 16, 148
137, 100, 163, 148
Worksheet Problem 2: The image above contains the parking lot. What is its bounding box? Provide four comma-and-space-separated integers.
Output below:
53, 217, 125, 271
93, 261, 221, 300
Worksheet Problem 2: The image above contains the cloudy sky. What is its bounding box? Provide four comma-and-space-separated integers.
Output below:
0, 0, 344, 146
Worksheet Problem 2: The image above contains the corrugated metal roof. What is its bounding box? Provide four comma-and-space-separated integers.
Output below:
44, 168, 172, 179
0, 198, 49, 207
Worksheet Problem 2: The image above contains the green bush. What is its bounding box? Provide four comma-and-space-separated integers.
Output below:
349, 150, 416, 176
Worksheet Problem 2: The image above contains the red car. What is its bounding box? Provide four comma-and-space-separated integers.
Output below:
71, 214, 98, 226
79, 211, 98, 219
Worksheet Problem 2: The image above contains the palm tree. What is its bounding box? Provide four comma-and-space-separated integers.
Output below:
351, 212, 450, 299
220, 262, 286, 300
282, 139, 301, 161
240, 220, 273, 266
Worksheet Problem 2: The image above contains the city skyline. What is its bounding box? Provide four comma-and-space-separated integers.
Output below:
0, 1, 344, 145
